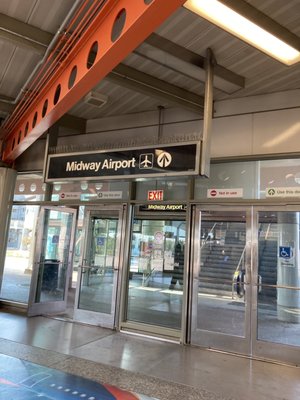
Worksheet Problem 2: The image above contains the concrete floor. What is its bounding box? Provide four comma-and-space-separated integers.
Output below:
0, 309, 299, 400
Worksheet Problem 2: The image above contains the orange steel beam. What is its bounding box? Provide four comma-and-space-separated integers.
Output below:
2, 0, 186, 163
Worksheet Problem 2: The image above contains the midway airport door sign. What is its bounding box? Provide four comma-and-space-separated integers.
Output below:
46, 143, 200, 181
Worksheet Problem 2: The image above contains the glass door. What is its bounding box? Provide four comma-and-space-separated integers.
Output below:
73, 205, 125, 328
1, 205, 40, 304
253, 207, 300, 365
191, 206, 251, 355
122, 207, 186, 338
28, 207, 77, 316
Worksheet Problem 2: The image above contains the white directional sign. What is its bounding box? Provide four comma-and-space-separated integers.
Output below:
157, 151, 172, 168
266, 187, 300, 197
97, 191, 122, 199
207, 188, 243, 198
60, 192, 81, 200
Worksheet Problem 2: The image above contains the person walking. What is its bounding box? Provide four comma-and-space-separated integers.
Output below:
169, 243, 184, 289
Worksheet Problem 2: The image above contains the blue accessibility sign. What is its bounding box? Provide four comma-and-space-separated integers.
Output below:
97, 237, 106, 246
279, 246, 292, 259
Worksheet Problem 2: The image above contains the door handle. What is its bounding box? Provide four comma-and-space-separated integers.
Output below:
258, 274, 262, 293
233, 270, 245, 298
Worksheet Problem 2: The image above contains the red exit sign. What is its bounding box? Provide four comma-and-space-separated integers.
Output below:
148, 190, 164, 201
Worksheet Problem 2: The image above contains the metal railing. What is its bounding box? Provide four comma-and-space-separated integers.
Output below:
200, 222, 218, 249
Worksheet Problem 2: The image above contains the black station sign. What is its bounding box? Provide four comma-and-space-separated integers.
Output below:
46, 142, 200, 182
139, 204, 187, 212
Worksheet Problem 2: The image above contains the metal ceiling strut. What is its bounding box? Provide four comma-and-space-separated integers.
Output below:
1, 0, 186, 163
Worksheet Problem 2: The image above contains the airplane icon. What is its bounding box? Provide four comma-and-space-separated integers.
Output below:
139, 153, 153, 169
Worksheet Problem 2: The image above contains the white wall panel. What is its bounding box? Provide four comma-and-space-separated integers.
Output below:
61, 108, 202, 150
253, 108, 300, 155
211, 114, 253, 158
215, 89, 300, 117
15, 93, 300, 173
86, 108, 200, 133
66, 105, 300, 159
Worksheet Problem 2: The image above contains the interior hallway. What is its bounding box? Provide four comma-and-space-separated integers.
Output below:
0, 308, 299, 400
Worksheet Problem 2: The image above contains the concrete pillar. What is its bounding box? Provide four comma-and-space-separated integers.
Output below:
0, 166, 17, 286
277, 212, 300, 323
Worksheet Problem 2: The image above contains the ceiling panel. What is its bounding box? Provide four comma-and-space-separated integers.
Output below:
155, 3, 300, 101
0, 0, 300, 136
0, 0, 75, 32
0, 47, 41, 98
123, 53, 205, 96
0, 0, 37, 21
69, 79, 167, 120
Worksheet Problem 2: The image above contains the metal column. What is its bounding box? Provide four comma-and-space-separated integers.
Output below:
0, 166, 17, 288
200, 48, 214, 177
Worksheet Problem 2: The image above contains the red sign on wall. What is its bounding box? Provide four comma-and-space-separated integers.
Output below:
148, 190, 164, 201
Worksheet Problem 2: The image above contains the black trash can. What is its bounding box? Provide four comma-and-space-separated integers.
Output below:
42, 259, 60, 290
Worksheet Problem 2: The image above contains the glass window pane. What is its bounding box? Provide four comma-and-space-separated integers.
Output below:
34, 210, 74, 303
258, 289, 300, 346
259, 158, 300, 199
257, 211, 300, 346
78, 217, 118, 313
1, 205, 40, 303
51, 181, 129, 201
195, 162, 258, 199
14, 175, 45, 201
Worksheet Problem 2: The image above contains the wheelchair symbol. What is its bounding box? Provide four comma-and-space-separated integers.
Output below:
279, 246, 291, 259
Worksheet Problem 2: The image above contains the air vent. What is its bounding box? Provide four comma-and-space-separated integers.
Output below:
83, 92, 108, 108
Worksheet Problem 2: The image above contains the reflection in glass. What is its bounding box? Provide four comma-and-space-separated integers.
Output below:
258, 290, 300, 346
78, 217, 118, 314
257, 211, 300, 346
72, 206, 85, 287
195, 161, 257, 199
196, 211, 247, 337
14, 175, 45, 201
1, 205, 39, 303
35, 210, 73, 303
50, 181, 129, 201
126, 217, 186, 329
30, 183, 37, 192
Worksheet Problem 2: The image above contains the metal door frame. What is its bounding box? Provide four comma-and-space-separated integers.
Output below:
73, 204, 126, 328
190, 204, 252, 355
28, 206, 77, 316
252, 205, 300, 365
120, 204, 189, 341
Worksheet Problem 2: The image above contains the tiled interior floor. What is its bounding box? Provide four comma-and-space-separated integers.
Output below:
0, 308, 300, 400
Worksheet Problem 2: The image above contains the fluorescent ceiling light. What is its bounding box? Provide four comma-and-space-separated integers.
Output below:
184, 0, 300, 65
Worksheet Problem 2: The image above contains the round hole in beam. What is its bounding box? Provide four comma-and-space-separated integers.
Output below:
54, 84, 61, 105
68, 65, 77, 89
32, 111, 38, 128
144, 0, 153, 4
42, 99, 48, 117
111, 9, 126, 42
87, 42, 98, 69
17, 130, 22, 144
24, 122, 29, 137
